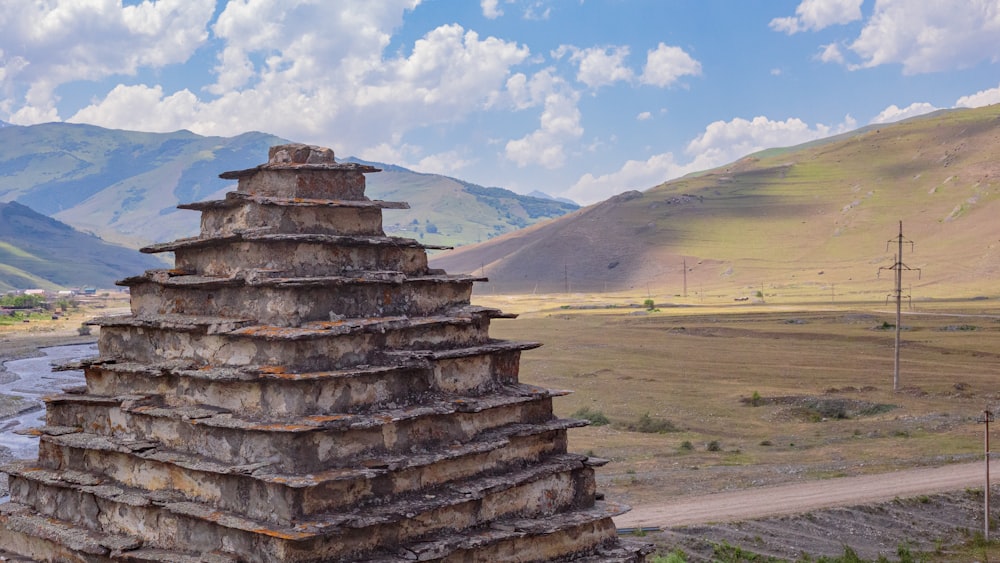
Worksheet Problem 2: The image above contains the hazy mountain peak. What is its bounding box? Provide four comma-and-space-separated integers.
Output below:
527, 190, 579, 206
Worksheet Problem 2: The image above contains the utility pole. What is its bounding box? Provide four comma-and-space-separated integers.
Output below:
683, 259, 688, 298
878, 221, 921, 392
980, 409, 995, 541
564, 264, 569, 294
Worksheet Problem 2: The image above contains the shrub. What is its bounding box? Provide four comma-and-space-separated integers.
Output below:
706, 440, 721, 452
679, 440, 693, 451
643, 298, 655, 311
651, 550, 686, 563
0, 294, 45, 309
571, 406, 610, 426
628, 412, 678, 433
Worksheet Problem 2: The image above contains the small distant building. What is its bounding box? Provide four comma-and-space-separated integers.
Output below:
81, 287, 97, 295
23, 289, 46, 296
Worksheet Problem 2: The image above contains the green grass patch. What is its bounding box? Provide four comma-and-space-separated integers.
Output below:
571, 406, 610, 426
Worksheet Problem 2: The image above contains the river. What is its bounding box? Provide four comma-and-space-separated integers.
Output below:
0, 343, 97, 461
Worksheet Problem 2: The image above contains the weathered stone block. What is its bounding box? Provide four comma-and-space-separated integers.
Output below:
126, 275, 475, 326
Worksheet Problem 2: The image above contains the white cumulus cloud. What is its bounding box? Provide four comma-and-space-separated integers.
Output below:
504, 70, 582, 168
955, 83, 1000, 108
640, 43, 702, 87
566, 114, 858, 205
686, 115, 856, 165
770, 0, 864, 34
64, 7, 530, 161
849, 0, 1000, 74
565, 152, 716, 205
0, 0, 215, 124
817, 43, 846, 64
869, 102, 939, 124
556, 45, 634, 88
481, 0, 504, 19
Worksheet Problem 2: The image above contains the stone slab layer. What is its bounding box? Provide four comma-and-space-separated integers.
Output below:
78, 344, 532, 416
29, 419, 581, 523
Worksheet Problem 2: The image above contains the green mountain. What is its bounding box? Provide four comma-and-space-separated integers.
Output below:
0, 123, 287, 248
431, 104, 1000, 299
0, 123, 577, 250
354, 159, 578, 248
0, 202, 164, 292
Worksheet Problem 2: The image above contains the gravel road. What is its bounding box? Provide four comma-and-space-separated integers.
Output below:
615, 459, 998, 528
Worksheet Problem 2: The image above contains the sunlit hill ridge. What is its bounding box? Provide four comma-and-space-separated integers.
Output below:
432, 105, 1000, 301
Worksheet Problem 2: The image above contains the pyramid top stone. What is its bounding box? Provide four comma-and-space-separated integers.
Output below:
219, 143, 379, 180
219, 143, 380, 200
269, 144, 335, 165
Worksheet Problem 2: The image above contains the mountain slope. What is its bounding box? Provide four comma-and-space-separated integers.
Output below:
0, 123, 285, 248
0, 124, 577, 249
431, 104, 1000, 299
0, 202, 164, 292
349, 158, 577, 248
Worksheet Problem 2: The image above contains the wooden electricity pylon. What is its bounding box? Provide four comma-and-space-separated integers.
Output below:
878, 221, 921, 392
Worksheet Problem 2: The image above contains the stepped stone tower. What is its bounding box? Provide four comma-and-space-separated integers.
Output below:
0, 144, 650, 562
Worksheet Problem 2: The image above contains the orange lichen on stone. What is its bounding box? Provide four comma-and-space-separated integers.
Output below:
303, 414, 350, 424
251, 528, 314, 541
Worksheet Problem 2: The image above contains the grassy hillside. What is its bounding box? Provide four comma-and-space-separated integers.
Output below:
0, 202, 164, 292
0, 124, 576, 249
432, 104, 1000, 299
351, 160, 577, 249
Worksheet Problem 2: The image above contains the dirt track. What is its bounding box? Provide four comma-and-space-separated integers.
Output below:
616, 461, 998, 560
615, 459, 998, 528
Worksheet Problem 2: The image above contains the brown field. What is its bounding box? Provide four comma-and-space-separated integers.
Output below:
479, 292, 1000, 516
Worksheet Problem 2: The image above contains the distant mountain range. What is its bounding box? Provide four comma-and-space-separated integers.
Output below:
0, 201, 163, 292
0, 122, 579, 290
527, 190, 577, 206
0, 123, 578, 251
432, 104, 1000, 299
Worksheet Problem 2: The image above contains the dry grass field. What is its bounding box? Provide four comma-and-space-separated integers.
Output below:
4, 289, 1000, 558
479, 291, 1000, 515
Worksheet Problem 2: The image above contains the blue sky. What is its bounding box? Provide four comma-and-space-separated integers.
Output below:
1, 1, 999, 204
